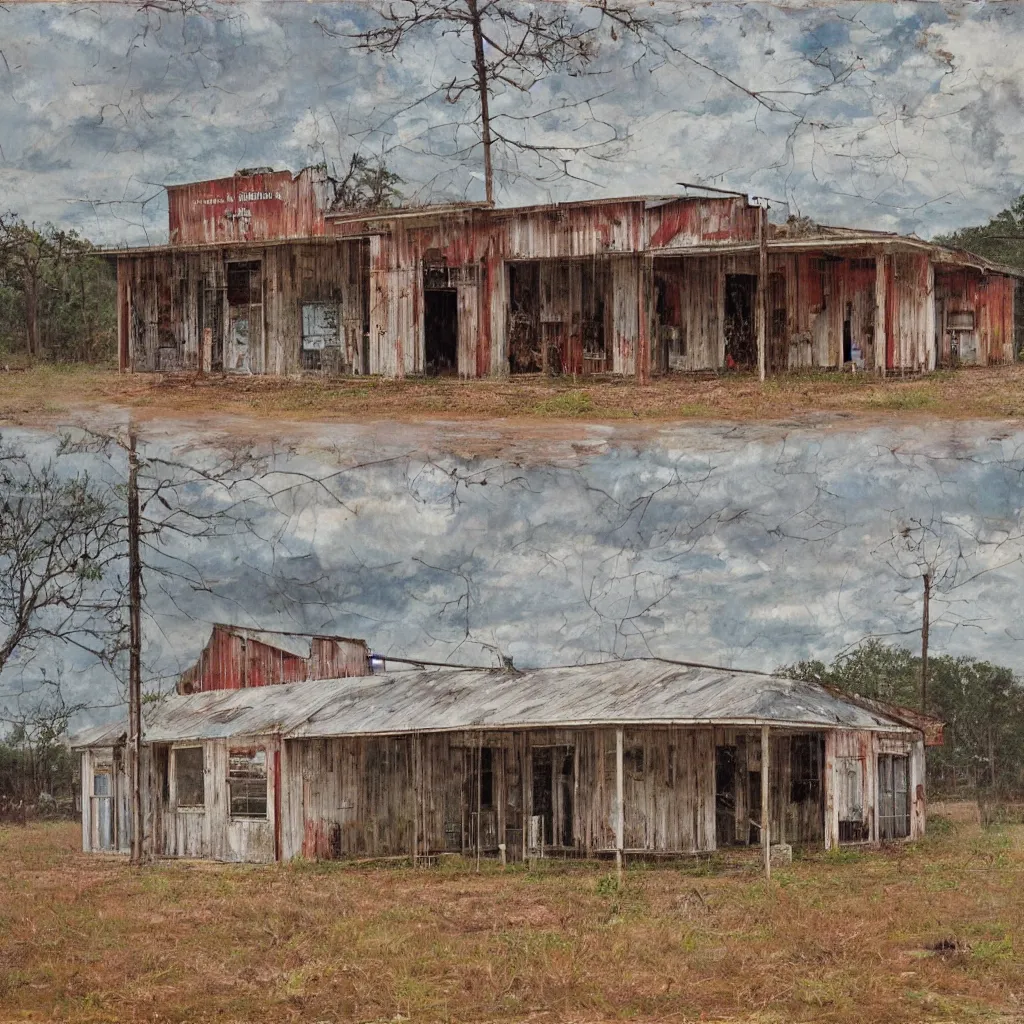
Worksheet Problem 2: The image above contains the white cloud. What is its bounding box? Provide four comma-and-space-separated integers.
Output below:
2, 2, 1023, 243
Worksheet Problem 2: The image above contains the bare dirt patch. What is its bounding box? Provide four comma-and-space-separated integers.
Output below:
3, 364, 1024, 435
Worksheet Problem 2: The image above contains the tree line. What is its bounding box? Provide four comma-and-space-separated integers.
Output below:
0, 214, 117, 365
934, 193, 1024, 273
783, 639, 1024, 801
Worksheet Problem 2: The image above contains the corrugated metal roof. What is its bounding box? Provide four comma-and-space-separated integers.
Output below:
81, 660, 917, 746
141, 677, 347, 742
69, 721, 126, 749
290, 662, 910, 737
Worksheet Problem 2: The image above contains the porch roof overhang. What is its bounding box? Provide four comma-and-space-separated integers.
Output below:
76, 659, 924, 747
649, 236, 1024, 278
98, 235, 351, 257
69, 721, 126, 749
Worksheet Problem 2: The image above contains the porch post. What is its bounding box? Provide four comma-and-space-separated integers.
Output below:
757, 205, 767, 381
476, 731, 483, 872
637, 255, 651, 384
761, 724, 771, 881
823, 731, 838, 850
874, 249, 887, 375
412, 733, 419, 867
117, 261, 130, 373
615, 727, 624, 883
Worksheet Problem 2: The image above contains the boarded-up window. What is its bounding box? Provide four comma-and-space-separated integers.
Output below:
301, 303, 341, 351
226, 261, 261, 306
175, 747, 205, 808
229, 749, 268, 819
789, 735, 822, 804
624, 747, 645, 779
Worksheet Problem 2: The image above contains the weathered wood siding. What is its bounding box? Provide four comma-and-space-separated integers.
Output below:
341, 197, 749, 379
886, 252, 935, 371
168, 168, 330, 246
934, 268, 1017, 366
275, 726, 881, 863
119, 724, 926, 862
143, 737, 280, 863
823, 729, 923, 849
122, 242, 366, 375
653, 249, 937, 372
79, 746, 131, 854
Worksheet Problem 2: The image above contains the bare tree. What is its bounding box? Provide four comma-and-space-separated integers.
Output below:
0, 436, 123, 680
323, 0, 647, 205
878, 511, 1023, 712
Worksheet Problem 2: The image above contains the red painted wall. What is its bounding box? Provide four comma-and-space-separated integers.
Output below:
177, 625, 370, 694
168, 168, 330, 245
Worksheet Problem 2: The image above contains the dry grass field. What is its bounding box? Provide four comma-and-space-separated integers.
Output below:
0, 814, 1021, 1024
3, 363, 1024, 429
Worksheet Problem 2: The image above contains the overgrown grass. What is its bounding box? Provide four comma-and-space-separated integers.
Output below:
1, 821, 1022, 1023
4, 363, 1024, 427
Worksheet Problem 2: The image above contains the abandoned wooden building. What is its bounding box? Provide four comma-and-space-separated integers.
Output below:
110, 166, 1022, 379
72, 659, 942, 864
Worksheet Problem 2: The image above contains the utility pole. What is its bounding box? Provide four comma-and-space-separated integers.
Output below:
920, 572, 931, 713
466, 0, 494, 207
127, 431, 143, 865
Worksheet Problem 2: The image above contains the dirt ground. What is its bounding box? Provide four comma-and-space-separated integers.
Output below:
0, 818, 1021, 1024
3, 364, 1024, 432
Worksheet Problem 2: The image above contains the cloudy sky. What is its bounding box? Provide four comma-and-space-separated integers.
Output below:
2, 1, 1023, 245
4, 417, 1024, 727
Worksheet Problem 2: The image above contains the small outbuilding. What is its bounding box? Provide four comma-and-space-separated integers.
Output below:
73, 659, 942, 864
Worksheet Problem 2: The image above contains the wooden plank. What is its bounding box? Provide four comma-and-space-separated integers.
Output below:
615, 727, 624, 882
761, 725, 770, 880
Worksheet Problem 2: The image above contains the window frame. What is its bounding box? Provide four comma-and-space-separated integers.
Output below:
228, 747, 269, 821
173, 745, 206, 811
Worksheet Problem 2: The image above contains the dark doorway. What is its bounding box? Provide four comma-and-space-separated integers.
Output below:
747, 769, 762, 845
843, 302, 853, 363
724, 274, 757, 368
531, 746, 574, 847
715, 745, 737, 846
225, 260, 262, 372
424, 289, 458, 375
767, 272, 788, 373
508, 262, 541, 373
